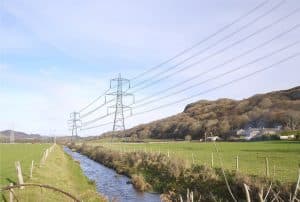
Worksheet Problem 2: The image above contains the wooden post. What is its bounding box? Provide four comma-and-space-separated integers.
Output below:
292, 167, 300, 202
211, 152, 214, 168
192, 153, 195, 164
236, 156, 239, 172
179, 195, 183, 202
167, 150, 170, 158
41, 150, 47, 165
15, 161, 24, 189
9, 183, 13, 202
45, 149, 49, 160
187, 189, 189, 202
243, 183, 251, 202
30, 160, 34, 178
265, 157, 269, 177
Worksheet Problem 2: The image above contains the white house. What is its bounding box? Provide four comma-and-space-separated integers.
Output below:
280, 135, 295, 140
207, 136, 220, 141
236, 129, 246, 136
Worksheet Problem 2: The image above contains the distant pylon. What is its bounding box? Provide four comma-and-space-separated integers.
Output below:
106, 73, 134, 133
68, 112, 81, 141
10, 130, 15, 144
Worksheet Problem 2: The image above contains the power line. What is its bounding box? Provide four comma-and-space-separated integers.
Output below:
130, 0, 270, 81
80, 121, 114, 131
81, 113, 113, 127
75, 2, 299, 133
79, 89, 110, 113
74, 0, 276, 127
86, 41, 299, 130
131, 0, 285, 89
130, 52, 300, 117
133, 40, 299, 108
79, 8, 299, 128
130, 4, 298, 94
106, 74, 134, 131
81, 74, 134, 129
68, 112, 81, 140
131, 3, 298, 95
80, 99, 114, 118
133, 24, 300, 107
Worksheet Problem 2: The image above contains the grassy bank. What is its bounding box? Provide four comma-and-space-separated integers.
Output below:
88, 140, 300, 183
70, 142, 299, 201
1, 144, 106, 201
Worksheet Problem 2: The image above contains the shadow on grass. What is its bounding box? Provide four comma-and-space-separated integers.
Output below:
263, 141, 300, 144
1, 193, 8, 202
5, 178, 16, 185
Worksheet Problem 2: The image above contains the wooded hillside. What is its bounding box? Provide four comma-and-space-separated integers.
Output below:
104, 86, 300, 140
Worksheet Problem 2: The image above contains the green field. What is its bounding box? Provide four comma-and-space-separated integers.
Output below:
91, 140, 300, 183
0, 143, 105, 201
0, 143, 49, 186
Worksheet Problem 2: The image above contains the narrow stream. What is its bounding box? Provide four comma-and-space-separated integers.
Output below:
64, 147, 160, 202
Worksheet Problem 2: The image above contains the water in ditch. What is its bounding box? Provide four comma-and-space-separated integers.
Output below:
64, 147, 160, 202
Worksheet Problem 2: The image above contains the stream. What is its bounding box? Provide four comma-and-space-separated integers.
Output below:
64, 147, 161, 202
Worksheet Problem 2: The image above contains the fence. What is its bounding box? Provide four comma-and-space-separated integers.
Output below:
0, 144, 81, 201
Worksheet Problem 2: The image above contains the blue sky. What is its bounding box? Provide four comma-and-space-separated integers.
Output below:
0, 0, 300, 136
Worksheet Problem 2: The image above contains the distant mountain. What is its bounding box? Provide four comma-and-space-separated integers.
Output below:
0, 130, 52, 142
103, 86, 300, 140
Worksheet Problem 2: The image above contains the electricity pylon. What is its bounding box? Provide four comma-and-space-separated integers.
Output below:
106, 74, 134, 133
68, 112, 81, 141
10, 130, 15, 144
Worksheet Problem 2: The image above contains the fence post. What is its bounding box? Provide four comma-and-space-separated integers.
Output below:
211, 152, 214, 168
243, 183, 251, 202
30, 160, 34, 178
41, 151, 46, 166
15, 161, 24, 189
45, 149, 49, 160
265, 157, 269, 177
9, 183, 13, 202
236, 156, 239, 172
192, 153, 195, 164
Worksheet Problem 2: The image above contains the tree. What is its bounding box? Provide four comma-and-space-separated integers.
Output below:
259, 97, 273, 108
218, 120, 230, 134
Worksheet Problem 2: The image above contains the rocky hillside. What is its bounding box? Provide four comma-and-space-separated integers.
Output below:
104, 86, 300, 140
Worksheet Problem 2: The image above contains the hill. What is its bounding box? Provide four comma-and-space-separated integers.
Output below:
103, 86, 300, 140
0, 130, 52, 143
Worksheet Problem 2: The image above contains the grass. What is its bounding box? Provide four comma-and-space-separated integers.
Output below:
90, 140, 300, 183
0, 144, 105, 201
0, 143, 50, 186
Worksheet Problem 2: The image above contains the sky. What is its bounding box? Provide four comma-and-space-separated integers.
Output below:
0, 0, 299, 136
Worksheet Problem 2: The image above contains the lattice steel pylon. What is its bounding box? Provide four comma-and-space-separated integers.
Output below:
68, 112, 81, 141
106, 73, 134, 132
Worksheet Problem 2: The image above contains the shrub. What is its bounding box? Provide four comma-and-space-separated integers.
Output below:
132, 174, 151, 191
